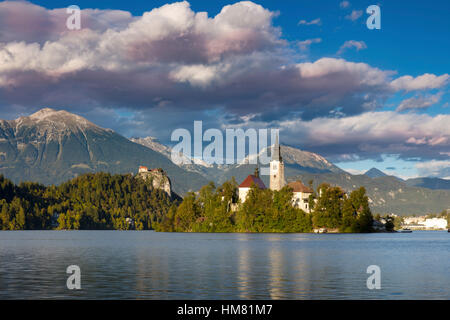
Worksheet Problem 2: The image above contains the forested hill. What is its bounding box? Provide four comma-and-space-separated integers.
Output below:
0, 173, 179, 230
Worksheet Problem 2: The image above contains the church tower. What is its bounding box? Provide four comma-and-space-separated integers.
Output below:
270, 135, 285, 191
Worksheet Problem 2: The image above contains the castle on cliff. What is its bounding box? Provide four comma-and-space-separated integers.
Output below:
137, 165, 172, 197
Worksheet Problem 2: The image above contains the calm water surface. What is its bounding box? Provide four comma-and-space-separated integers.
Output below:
0, 231, 448, 299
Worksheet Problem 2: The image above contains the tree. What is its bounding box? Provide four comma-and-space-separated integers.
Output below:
312, 184, 344, 229
174, 193, 200, 232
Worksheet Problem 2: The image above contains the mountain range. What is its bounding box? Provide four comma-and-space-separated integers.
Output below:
0, 108, 208, 194
1, 108, 449, 215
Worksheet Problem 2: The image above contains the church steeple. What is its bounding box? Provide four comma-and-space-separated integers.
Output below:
270, 133, 285, 191
272, 134, 282, 162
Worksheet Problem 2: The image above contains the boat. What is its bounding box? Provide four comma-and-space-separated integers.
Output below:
398, 228, 412, 233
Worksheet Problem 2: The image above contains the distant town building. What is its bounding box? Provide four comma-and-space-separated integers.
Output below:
402, 216, 448, 230
238, 168, 266, 203
424, 218, 447, 230
287, 181, 314, 213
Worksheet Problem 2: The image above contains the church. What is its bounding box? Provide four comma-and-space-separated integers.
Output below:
238, 136, 313, 212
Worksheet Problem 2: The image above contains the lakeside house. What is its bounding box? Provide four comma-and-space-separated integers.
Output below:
287, 181, 314, 213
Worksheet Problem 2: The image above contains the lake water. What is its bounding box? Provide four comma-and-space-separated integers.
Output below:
0, 231, 448, 299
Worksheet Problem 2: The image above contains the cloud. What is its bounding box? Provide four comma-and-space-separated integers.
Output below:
391, 73, 449, 92
275, 111, 450, 163
298, 18, 322, 26
297, 38, 322, 51
0, 1, 134, 44
337, 40, 367, 54
396, 92, 443, 111
0, 0, 399, 122
345, 10, 363, 21
416, 160, 450, 178
0, 0, 449, 168
340, 1, 351, 9
0, 0, 444, 122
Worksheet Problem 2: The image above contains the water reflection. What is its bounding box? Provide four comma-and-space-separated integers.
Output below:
237, 245, 250, 299
0, 231, 449, 299
268, 244, 283, 299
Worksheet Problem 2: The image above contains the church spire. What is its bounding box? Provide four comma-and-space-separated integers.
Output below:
273, 133, 282, 162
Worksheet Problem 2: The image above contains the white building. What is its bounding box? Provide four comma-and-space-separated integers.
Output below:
139, 165, 149, 173
238, 168, 267, 203
287, 181, 314, 213
269, 135, 285, 191
424, 218, 448, 230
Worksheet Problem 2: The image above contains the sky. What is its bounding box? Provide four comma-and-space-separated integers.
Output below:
0, 0, 449, 179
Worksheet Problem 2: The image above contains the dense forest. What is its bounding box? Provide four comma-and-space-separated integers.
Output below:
1, 173, 375, 232
0, 173, 177, 230
156, 179, 375, 233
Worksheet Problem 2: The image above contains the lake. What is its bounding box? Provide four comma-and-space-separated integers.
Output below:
0, 230, 448, 299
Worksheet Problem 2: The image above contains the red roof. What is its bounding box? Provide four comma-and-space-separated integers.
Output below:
287, 181, 313, 193
239, 175, 266, 189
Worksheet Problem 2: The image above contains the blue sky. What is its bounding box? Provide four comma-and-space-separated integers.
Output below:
0, 0, 449, 178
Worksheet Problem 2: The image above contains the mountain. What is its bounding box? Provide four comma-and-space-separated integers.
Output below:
364, 167, 388, 178
0, 108, 208, 194
130, 137, 172, 158
2, 108, 449, 214
405, 177, 450, 190
131, 138, 344, 183
131, 135, 450, 214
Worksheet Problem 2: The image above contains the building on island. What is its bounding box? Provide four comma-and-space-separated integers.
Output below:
237, 136, 314, 213
287, 181, 314, 213
238, 168, 266, 203
269, 135, 285, 191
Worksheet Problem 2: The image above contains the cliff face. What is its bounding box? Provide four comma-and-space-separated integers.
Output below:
137, 169, 172, 197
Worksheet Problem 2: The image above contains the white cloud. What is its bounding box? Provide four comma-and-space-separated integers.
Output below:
397, 92, 443, 111
0, 0, 448, 142
298, 18, 322, 26
275, 111, 450, 162
297, 58, 388, 86
340, 1, 350, 9
391, 73, 449, 92
345, 10, 363, 21
416, 160, 450, 178
337, 40, 367, 54
170, 64, 229, 87
0, 1, 279, 75
297, 38, 322, 51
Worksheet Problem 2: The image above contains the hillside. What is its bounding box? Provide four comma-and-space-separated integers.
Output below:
288, 172, 450, 215
405, 177, 450, 190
